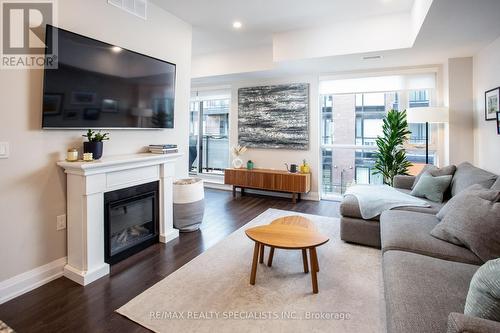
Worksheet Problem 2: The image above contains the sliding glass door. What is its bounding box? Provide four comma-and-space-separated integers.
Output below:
189, 93, 230, 175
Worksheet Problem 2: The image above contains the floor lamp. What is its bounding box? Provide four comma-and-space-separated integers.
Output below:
406, 107, 449, 165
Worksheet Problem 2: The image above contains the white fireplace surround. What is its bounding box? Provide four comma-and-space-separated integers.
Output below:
57, 153, 182, 286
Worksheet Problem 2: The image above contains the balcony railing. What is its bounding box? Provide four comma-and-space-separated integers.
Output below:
190, 135, 229, 174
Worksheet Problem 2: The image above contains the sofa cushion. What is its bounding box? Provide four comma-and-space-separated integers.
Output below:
465, 258, 500, 322
341, 189, 445, 220
380, 210, 482, 265
383, 251, 479, 333
412, 164, 457, 189
411, 173, 452, 203
437, 184, 497, 220
451, 162, 497, 197
340, 216, 381, 248
431, 189, 500, 262
394, 189, 445, 215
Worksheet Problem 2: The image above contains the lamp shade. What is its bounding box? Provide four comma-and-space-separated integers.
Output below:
406, 106, 449, 123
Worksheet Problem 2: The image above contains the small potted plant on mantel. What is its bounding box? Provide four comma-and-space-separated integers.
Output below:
83, 129, 109, 160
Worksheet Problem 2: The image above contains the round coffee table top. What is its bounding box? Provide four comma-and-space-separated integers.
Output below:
245, 215, 329, 249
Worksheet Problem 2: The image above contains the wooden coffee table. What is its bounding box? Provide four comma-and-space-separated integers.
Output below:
245, 216, 329, 294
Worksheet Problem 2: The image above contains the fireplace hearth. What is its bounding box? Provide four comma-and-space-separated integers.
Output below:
104, 181, 159, 264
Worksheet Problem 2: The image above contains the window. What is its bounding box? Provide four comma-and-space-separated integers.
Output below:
355, 92, 399, 146
406, 89, 438, 166
319, 74, 439, 199
189, 92, 230, 175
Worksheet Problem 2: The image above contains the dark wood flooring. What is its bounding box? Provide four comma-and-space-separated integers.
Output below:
0, 189, 339, 333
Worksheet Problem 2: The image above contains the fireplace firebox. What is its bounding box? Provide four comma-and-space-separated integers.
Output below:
104, 181, 159, 264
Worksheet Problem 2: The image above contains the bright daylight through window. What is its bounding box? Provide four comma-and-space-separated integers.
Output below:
319, 73, 444, 199
189, 90, 231, 175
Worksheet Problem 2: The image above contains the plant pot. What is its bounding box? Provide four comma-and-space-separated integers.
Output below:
83, 141, 103, 160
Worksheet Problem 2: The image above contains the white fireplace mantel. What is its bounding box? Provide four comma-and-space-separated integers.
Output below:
57, 153, 182, 286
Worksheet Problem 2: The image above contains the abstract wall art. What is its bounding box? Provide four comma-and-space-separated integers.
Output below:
238, 83, 309, 150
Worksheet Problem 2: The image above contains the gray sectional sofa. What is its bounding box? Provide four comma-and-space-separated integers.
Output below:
339, 162, 500, 333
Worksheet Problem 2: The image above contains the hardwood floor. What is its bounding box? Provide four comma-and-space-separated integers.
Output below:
0, 189, 339, 333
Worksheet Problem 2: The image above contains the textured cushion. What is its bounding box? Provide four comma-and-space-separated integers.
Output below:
437, 184, 497, 220
431, 190, 500, 262
340, 216, 381, 248
446, 312, 500, 333
465, 259, 500, 322
411, 173, 452, 203
383, 251, 479, 333
412, 164, 457, 190
451, 162, 497, 197
381, 210, 482, 265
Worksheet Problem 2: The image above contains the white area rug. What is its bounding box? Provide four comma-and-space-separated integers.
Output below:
117, 209, 384, 333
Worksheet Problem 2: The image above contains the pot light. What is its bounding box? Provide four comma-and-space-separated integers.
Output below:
233, 21, 242, 29
111, 46, 122, 53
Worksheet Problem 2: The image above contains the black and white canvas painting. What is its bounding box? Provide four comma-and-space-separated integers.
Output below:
238, 83, 309, 150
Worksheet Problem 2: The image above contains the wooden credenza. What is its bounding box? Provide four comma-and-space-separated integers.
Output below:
224, 168, 311, 203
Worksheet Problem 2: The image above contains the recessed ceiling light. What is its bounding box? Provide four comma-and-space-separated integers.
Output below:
233, 21, 242, 29
111, 46, 122, 53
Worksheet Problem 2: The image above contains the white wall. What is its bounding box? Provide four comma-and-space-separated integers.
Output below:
192, 45, 274, 78
209, 75, 321, 200
448, 57, 474, 165
473, 36, 500, 174
0, 0, 192, 282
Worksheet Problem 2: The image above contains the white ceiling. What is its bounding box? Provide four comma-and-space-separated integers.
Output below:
152, 0, 415, 55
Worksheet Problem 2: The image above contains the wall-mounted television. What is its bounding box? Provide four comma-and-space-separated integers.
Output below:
42, 25, 176, 129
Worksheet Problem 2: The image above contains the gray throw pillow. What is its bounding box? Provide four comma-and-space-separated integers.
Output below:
436, 184, 497, 220
411, 173, 452, 203
465, 258, 500, 322
451, 162, 497, 197
412, 164, 456, 190
430, 190, 500, 262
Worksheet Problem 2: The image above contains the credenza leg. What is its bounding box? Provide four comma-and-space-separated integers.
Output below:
298, 193, 302, 202
241, 187, 245, 196
232, 186, 236, 198
292, 193, 297, 204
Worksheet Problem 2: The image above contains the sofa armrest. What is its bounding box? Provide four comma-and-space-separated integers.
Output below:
447, 312, 500, 333
393, 175, 416, 190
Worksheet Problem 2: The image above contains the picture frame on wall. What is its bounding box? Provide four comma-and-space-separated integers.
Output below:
485, 87, 500, 121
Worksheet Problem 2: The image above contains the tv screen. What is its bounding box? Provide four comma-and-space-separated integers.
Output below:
42, 25, 176, 129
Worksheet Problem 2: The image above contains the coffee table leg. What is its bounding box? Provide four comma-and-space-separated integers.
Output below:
267, 247, 275, 267
302, 249, 309, 273
250, 242, 259, 285
309, 247, 319, 294
315, 251, 319, 272
259, 244, 265, 263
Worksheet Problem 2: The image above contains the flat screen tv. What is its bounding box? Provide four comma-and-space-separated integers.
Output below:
42, 25, 176, 129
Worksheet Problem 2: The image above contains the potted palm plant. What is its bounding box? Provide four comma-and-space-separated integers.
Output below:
372, 110, 412, 186
82, 129, 109, 160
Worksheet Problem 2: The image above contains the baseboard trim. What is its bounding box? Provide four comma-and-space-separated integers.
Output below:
0, 257, 67, 305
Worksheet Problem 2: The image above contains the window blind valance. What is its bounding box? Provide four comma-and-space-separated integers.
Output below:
319, 73, 436, 95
